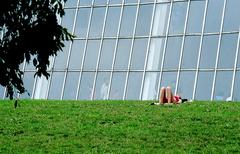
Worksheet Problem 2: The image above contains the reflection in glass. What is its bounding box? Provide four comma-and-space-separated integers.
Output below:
89, 7, 106, 38
120, 6, 137, 37
104, 7, 121, 37
200, 35, 219, 69
131, 38, 148, 70
110, 72, 126, 100
223, 0, 240, 32
94, 72, 110, 100
205, 0, 224, 33
114, 39, 132, 70
99, 39, 115, 70
195, 71, 214, 100
169, 2, 188, 35
147, 38, 164, 71
186, 0, 205, 33
54, 41, 70, 70
218, 34, 238, 69
152, 3, 170, 36
109, 0, 122, 4
63, 72, 79, 99
214, 71, 232, 101
64, 0, 78, 8
78, 72, 94, 100
79, 0, 92, 5
160, 72, 177, 93
142, 72, 159, 100
126, 72, 143, 100
61, 9, 75, 33
69, 40, 85, 70
75, 8, 91, 38
0, 86, 4, 99
125, 0, 138, 3
83, 40, 100, 70
178, 71, 195, 99
94, 0, 107, 5
164, 36, 182, 70
135, 4, 153, 36
233, 71, 240, 101
48, 72, 64, 99
182, 36, 200, 69
20, 72, 35, 99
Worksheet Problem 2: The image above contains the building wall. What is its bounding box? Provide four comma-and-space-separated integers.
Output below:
1, 0, 240, 101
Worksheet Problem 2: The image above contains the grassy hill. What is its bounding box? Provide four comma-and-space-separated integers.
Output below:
0, 100, 240, 153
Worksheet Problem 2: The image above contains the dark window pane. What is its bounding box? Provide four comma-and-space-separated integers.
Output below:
54, 41, 71, 70
120, 6, 137, 37
48, 72, 64, 99
105, 7, 121, 37
160, 72, 177, 93
75, 8, 91, 38
178, 71, 195, 99
69, 40, 85, 70
126, 72, 143, 100
89, 7, 106, 38
61, 9, 75, 33
63, 72, 79, 100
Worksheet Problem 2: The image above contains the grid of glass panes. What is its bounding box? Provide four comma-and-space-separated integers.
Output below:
1, 0, 239, 101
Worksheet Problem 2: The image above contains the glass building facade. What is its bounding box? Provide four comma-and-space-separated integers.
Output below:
1, 0, 240, 101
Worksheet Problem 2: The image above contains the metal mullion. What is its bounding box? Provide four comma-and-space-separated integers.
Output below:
107, 0, 125, 100
175, 0, 190, 95
192, 0, 208, 100
91, 0, 110, 100
210, 0, 227, 101
156, 1, 173, 99
122, 0, 140, 100
139, 0, 157, 100
230, 27, 240, 101
75, 0, 95, 100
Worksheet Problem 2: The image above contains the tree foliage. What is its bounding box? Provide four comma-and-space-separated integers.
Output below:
0, 0, 74, 99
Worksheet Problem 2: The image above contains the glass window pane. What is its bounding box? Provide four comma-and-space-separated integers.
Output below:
0, 86, 5, 99
214, 71, 232, 101
160, 72, 177, 93
169, 2, 188, 35
110, 72, 126, 100
182, 36, 200, 69
83, 40, 101, 70
89, 7, 106, 38
142, 72, 159, 100
186, 0, 205, 33
126, 72, 143, 100
48, 72, 64, 99
64, 0, 78, 8
131, 38, 148, 70
195, 71, 214, 100
21, 72, 35, 99
99, 39, 115, 70
205, 0, 224, 33
218, 34, 238, 69
223, 0, 240, 32
135, 4, 153, 36
141, 0, 154, 2
63, 72, 79, 99
78, 72, 95, 100
69, 40, 85, 70
54, 41, 71, 70
105, 7, 121, 37
147, 38, 165, 71
125, 0, 138, 3
75, 8, 91, 38
152, 3, 170, 36
94, 0, 107, 5
200, 35, 219, 69
94, 72, 110, 100
79, 0, 92, 5
233, 71, 240, 101
120, 6, 137, 37
178, 71, 195, 99
164, 36, 182, 70
61, 9, 75, 33
114, 39, 132, 70
109, 0, 122, 4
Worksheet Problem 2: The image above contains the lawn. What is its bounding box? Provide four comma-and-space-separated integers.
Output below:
0, 100, 240, 153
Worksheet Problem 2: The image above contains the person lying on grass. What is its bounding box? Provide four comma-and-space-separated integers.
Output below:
151, 86, 188, 105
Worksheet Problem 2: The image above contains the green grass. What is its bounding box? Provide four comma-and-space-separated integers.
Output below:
0, 100, 240, 153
